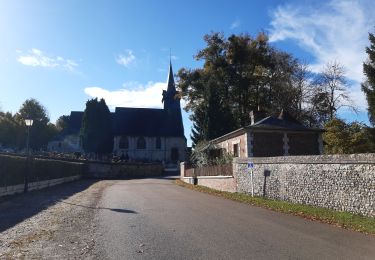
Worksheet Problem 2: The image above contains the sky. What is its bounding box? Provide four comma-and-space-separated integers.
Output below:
0, 0, 374, 146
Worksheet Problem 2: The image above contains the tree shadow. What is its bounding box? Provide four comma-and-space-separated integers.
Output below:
0, 180, 100, 233
60, 201, 137, 214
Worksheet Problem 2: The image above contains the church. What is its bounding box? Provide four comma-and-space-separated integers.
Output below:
48, 62, 187, 163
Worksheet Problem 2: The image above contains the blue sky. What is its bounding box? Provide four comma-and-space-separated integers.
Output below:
0, 0, 374, 146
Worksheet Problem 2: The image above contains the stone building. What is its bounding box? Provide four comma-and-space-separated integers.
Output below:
211, 110, 324, 158
48, 62, 186, 163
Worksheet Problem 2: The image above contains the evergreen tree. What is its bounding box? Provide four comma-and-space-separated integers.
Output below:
80, 98, 113, 156
362, 32, 375, 125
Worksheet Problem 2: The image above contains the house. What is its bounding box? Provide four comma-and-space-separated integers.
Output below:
48, 62, 187, 163
211, 110, 324, 158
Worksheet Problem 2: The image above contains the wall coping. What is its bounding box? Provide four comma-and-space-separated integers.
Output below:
234, 153, 375, 165
183, 176, 234, 179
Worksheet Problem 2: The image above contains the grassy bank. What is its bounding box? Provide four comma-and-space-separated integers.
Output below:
175, 179, 375, 235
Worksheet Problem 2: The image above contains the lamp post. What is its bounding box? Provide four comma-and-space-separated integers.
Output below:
24, 118, 33, 193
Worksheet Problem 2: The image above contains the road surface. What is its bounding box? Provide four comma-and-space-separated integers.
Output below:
93, 177, 375, 259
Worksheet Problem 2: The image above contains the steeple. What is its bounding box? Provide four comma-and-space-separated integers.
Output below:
162, 61, 181, 111
166, 60, 176, 93
162, 60, 184, 137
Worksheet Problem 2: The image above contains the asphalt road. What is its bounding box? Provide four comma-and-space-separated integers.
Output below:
94, 177, 375, 260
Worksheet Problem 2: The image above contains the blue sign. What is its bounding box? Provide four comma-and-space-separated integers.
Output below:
247, 162, 254, 168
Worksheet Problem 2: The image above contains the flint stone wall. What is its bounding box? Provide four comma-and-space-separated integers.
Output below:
234, 154, 375, 217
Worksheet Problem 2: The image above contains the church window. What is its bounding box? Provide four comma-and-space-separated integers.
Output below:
137, 137, 146, 149
156, 137, 161, 149
119, 136, 129, 149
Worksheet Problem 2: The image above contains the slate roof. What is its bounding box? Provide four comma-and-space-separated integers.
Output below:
65, 111, 84, 135
249, 110, 323, 132
64, 108, 184, 138
114, 107, 184, 137
210, 110, 323, 143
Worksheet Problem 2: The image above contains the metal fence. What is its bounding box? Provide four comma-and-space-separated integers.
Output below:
184, 164, 233, 177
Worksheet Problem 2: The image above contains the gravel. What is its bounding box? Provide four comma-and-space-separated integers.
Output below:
0, 179, 111, 259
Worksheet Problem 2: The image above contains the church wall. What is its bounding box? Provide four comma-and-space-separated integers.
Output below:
114, 136, 186, 163
48, 135, 82, 153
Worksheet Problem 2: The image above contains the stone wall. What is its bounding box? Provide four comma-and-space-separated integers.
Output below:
234, 154, 375, 217
0, 175, 81, 197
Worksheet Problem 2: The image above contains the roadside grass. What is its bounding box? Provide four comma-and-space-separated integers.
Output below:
175, 179, 375, 235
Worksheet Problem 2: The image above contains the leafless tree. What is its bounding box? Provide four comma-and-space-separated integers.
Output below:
314, 61, 357, 121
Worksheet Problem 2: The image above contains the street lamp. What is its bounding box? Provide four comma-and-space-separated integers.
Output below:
24, 118, 33, 193
25, 118, 34, 156
25, 119, 33, 155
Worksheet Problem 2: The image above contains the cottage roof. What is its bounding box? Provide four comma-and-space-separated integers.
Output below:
249, 113, 323, 132
210, 111, 323, 143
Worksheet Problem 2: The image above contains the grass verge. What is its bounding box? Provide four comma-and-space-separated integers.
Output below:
175, 179, 375, 235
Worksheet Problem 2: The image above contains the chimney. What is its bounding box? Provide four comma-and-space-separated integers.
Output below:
250, 110, 267, 125
250, 111, 255, 125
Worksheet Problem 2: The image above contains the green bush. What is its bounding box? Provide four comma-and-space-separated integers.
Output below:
0, 154, 84, 187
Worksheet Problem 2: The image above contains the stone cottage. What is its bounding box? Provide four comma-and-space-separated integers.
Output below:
211, 110, 324, 158
48, 62, 186, 163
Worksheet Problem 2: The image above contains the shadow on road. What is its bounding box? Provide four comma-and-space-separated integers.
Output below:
61, 201, 137, 214
0, 180, 99, 233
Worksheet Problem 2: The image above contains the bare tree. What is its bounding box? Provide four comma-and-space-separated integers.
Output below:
314, 61, 357, 121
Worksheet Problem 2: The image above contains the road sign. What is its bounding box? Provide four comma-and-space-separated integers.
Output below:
247, 162, 254, 168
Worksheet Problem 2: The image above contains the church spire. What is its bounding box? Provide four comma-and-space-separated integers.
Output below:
167, 60, 176, 93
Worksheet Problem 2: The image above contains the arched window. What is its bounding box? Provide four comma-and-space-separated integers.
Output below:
137, 137, 146, 149
119, 136, 129, 149
156, 137, 161, 149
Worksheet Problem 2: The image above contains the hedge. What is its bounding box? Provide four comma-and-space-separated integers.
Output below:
0, 154, 85, 187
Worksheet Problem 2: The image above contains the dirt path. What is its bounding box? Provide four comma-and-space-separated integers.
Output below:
0, 180, 112, 259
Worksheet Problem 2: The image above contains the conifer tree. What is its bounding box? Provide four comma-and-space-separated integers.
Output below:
80, 98, 113, 156
362, 32, 375, 125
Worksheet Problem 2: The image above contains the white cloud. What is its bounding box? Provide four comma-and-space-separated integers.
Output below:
116, 50, 135, 67
17, 48, 78, 71
268, 0, 375, 110
230, 18, 241, 29
84, 82, 166, 109
85, 81, 187, 110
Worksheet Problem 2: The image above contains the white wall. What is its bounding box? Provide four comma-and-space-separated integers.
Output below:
113, 136, 186, 162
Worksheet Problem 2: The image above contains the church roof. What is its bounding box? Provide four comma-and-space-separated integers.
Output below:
114, 107, 184, 137
66, 111, 84, 135
166, 61, 176, 93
